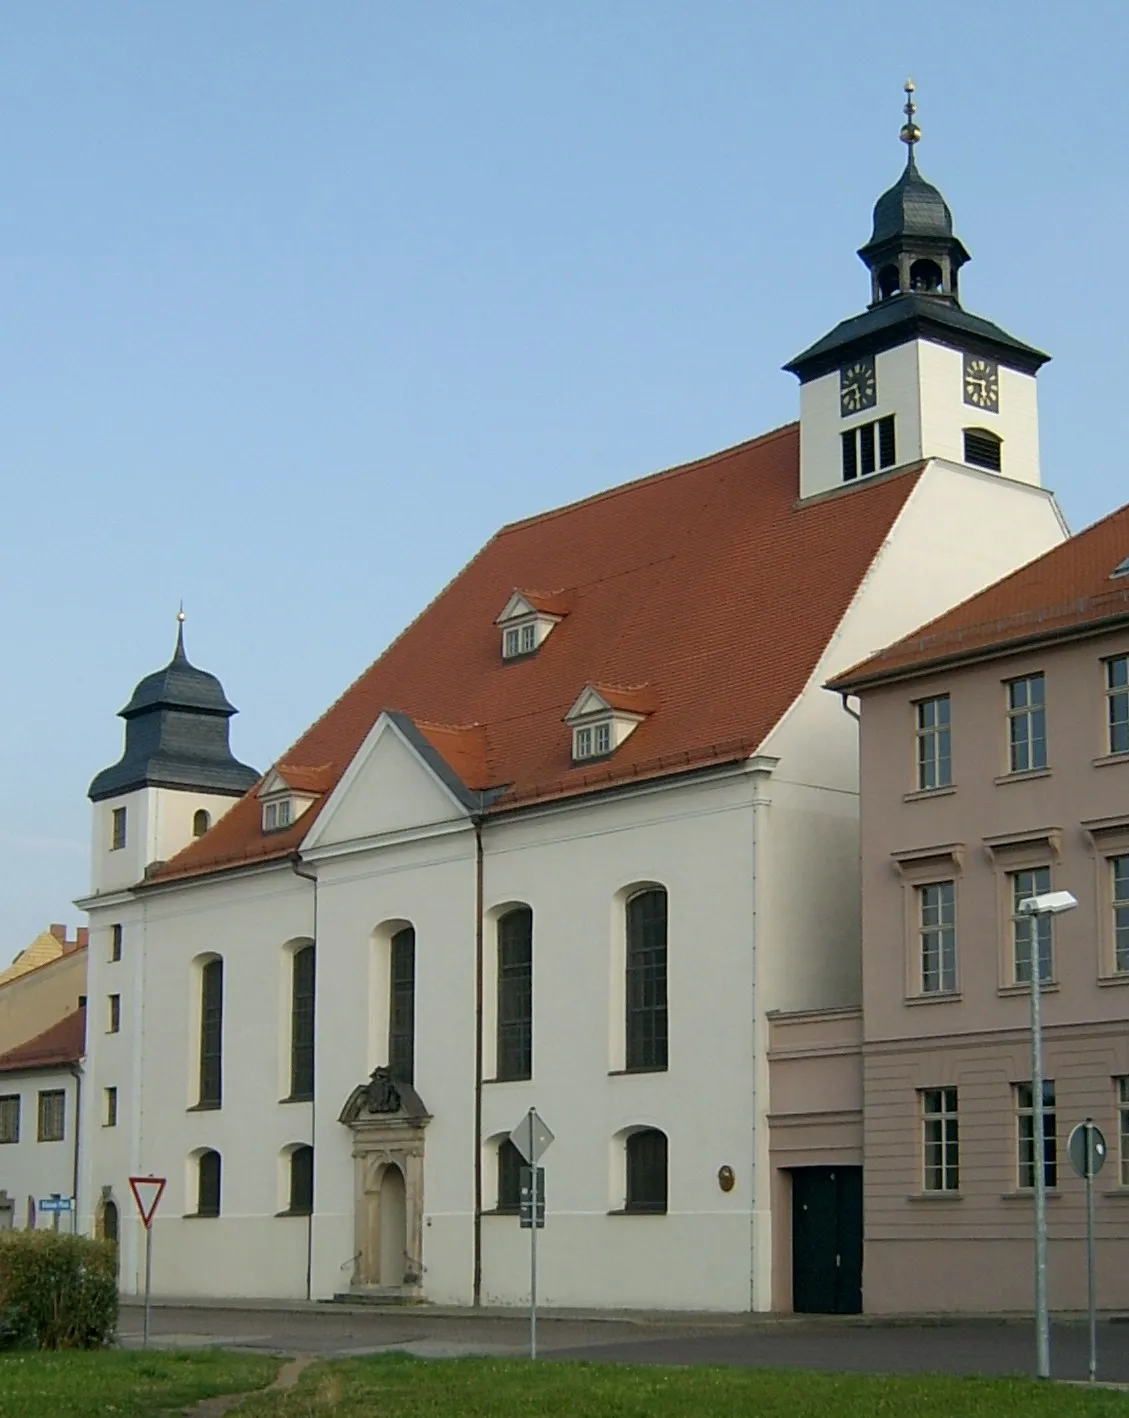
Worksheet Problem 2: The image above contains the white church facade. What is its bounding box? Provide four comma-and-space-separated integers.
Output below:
77, 100, 1070, 1310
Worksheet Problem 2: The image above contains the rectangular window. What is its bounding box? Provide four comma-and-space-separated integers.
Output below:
1006, 673, 1047, 772
0, 1095, 19, 1144
841, 416, 897, 483
103, 1087, 118, 1128
110, 923, 122, 963
197, 1151, 221, 1217
503, 626, 521, 657
918, 881, 957, 993
573, 726, 593, 760
626, 889, 669, 1071
111, 807, 127, 851
199, 959, 223, 1107
108, 995, 121, 1033
1010, 867, 1053, 984
37, 1090, 65, 1143
1017, 1081, 1057, 1189
1107, 656, 1129, 755
915, 695, 952, 790
595, 722, 611, 755
922, 1087, 959, 1191
496, 909, 533, 1081
1114, 857, 1129, 975
1118, 1077, 1129, 1187
388, 927, 416, 1085
262, 798, 292, 832
520, 622, 536, 654
290, 945, 316, 1100
289, 1145, 314, 1214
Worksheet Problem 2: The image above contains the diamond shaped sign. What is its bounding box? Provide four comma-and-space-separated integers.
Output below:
509, 1109, 554, 1165
128, 1175, 167, 1229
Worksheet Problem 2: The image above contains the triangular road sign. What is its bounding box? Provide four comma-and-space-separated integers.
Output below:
128, 1175, 167, 1229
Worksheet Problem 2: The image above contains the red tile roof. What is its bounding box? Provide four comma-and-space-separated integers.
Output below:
150, 425, 922, 884
0, 1006, 85, 1072
830, 500, 1129, 692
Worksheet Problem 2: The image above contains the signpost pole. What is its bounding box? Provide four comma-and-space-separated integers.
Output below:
1085, 1120, 1097, 1384
51, 1193, 61, 1235
143, 1222, 153, 1350
530, 1150, 538, 1361
1029, 942, 1050, 1380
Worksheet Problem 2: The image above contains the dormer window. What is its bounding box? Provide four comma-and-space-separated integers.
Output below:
257, 766, 321, 835
566, 685, 654, 765
262, 798, 293, 832
496, 590, 569, 661
574, 721, 612, 761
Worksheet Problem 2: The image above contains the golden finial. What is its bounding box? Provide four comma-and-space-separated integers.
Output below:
174, 601, 187, 658
899, 78, 921, 157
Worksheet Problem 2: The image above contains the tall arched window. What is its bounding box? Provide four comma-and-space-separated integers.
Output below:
290, 945, 316, 1100
197, 1149, 221, 1217
625, 1129, 668, 1213
389, 927, 416, 1084
496, 1139, 523, 1213
288, 1145, 313, 1215
192, 809, 211, 838
626, 888, 668, 1072
199, 959, 223, 1107
496, 907, 532, 1081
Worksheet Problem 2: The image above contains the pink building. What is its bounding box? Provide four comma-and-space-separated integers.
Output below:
820, 502, 1129, 1314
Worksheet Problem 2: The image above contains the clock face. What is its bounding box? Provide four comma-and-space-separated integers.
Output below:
963, 355, 1000, 411
840, 358, 877, 416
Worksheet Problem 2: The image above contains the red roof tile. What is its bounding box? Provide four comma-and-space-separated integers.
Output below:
151, 425, 922, 884
0, 1006, 85, 1072
830, 500, 1129, 691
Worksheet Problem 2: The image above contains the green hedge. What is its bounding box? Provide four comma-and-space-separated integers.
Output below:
0, 1232, 117, 1350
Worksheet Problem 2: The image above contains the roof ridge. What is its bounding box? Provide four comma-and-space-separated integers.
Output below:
496, 423, 799, 536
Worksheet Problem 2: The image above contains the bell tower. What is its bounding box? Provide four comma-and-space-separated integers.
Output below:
786, 83, 1050, 500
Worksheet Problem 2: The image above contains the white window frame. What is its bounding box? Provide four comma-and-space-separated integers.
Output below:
1009, 866, 1053, 984
915, 695, 951, 790
921, 1087, 959, 1191
918, 881, 956, 993
502, 618, 540, 660
1016, 1080, 1056, 1189
520, 622, 536, 654
0, 1095, 19, 1145
503, 626, 522, 658
1118, 1077, 1129, 1187
1107, 656, 1129, 756
1006, 673, 1046, 773
263, 798, 293, 833
573, 726, 593, 760
573, 720, 613, 762
1113, 856, 1129, 975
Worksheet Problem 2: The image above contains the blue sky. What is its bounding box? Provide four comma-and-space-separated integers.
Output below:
2, 3, 1126, 957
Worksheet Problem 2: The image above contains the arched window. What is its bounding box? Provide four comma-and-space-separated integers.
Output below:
192, 809, 211, 838
496, 907, 532, 1081
878, 264, 900, 300
290, 945, 316, 1100
626, 888, 668, 1072
625, 1129, 668, 1213
909, 258, 943, 293
496, 1139, 523, 1213
288, 1145, 313, 1215
389, 927, 416, 1084
197, 1149, 221, 1217
963, 426, 1002, 472
199, 959, 223, 1107
102, 1198, 119, 1245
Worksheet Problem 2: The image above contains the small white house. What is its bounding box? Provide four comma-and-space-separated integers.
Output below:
77, 113, 1070, 1311
0, 1007, 85, 1233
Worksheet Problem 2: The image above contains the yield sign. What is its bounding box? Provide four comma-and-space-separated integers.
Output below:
509, 1109, 554, 1166
128, 1175, 167, 1229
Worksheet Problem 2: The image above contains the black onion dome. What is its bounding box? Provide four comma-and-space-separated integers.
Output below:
89, 623, 259, 802
868, 156, 954, 246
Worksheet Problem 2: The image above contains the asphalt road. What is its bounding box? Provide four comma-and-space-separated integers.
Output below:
117, 1305, 1129, 1383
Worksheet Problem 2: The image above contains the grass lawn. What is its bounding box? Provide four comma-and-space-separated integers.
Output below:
0, 1348, 281, 1418
235, 1353, 1129, 1417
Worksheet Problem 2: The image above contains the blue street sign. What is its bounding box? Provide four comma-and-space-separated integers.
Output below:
38, 1196, 72, 1213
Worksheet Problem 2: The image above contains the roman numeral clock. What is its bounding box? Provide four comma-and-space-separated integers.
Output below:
839, 357, 877, 415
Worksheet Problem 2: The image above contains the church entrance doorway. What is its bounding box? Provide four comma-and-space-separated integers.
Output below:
378, 1164, 408, 1287
790, 1166, 862, 1314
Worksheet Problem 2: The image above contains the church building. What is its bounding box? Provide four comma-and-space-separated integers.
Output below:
77, 92, 1069, 1311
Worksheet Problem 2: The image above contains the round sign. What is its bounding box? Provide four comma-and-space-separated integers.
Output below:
1067, 1121, 1107, 1180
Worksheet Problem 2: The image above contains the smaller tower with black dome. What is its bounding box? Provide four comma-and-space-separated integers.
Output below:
787, 82, 1049, 500
88, 613, 259, 895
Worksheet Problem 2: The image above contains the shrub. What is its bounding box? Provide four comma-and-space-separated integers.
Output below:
0, 1231, 117, 1350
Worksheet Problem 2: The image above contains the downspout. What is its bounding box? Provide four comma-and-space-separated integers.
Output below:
291, 855, 318, 1302
838, 691, 861, 727
69, 1061, 83, 1233
472, 817, 485, 1306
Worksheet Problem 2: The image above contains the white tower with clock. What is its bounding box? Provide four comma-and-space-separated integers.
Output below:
786, 83, 1047, 501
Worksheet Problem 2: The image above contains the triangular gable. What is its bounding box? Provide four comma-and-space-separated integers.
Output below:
300, 712, 480, 853
257, 768, 290, 799
565, 686, 613, 722
495, 592, 537, 625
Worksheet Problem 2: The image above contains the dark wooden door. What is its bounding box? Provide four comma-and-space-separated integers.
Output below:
791, 1166, 862, 1314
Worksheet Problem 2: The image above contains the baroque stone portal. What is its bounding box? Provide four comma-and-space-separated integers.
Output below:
339, 1068, 431, 1294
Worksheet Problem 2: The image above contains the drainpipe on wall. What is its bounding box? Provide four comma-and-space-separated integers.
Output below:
291, 855, 318, 1302
69, 1062, 83, 1235
838, 691, 861, 727
472, 817, 485, 1306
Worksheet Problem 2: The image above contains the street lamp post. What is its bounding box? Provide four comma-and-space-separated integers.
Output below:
1017, 889, 1078, 1381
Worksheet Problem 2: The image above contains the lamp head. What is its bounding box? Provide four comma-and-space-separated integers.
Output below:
1018, 890, 1079, 917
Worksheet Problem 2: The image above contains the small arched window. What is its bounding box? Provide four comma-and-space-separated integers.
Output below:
197, 1149, 221, 1217
963, 427, 1002, 472
625, 1129, 668, 1213
288, 1145, 313, 1215
497, 1139, 523, 1213
909, 258, 943, 293
625, 888, 668, 1072
192, 809, 211, 838
878, 264, 900, 300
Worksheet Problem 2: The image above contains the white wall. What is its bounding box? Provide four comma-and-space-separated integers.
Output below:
91, 787, 246, 898
0, 1067, 79, 1227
